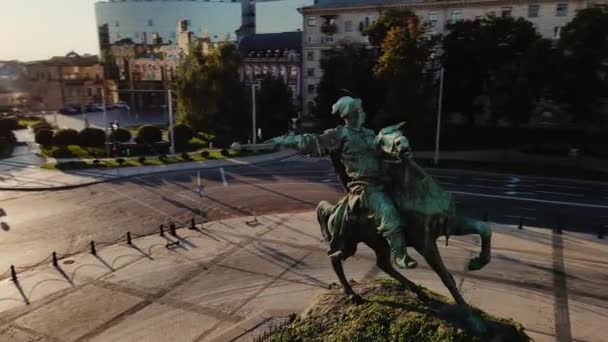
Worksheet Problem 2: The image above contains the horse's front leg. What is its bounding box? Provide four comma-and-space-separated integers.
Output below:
330, 253, 362, 303
421, 242, 468, 307
449, 217, 492, 271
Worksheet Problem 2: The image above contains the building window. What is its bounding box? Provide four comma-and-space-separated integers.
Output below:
87, 88, 93, 97
307, 16, 316, 26
345, 20, 353, 32
553, 26, 562, 38
307, 68, 315, 77
428, 11, 438, 27
321, 36, 334, 44
307, 84, 316, 94
528, 4, 540, 17
501, 6, 512, 17
450, 9, 462, 23
556, 3, 568, 16
148, 19, 154, 26
307, 51, 314, 61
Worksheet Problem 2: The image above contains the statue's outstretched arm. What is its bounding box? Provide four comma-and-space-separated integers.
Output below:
265, 129, 340, 157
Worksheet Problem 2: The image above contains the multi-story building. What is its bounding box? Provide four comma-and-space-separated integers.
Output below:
300, 0, 599, 118
25, 52, 104, 111
238, 31, 303, 111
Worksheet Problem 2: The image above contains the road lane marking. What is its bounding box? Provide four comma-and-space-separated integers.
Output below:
504, 215, 537, 220
450, 190, 608, 209
518, 207, 537, 211
469, 185, 509, 190
220, 168, 228, 187
473, 177, 507, 182
505, 184, 535, 188
536, 191, 584, 197
103, 183, 172, 217
439, 182, 458, 186
537, 183, 585, 190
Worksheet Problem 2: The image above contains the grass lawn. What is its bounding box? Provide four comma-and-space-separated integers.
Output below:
416, 158, 608, 182
18, 117, 45, 128
40, 149, 274, 171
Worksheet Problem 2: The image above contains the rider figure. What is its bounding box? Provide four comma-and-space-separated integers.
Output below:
267, 96, 417, 269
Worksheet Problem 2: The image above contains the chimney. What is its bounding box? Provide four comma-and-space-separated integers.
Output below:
239, 0, 256, 41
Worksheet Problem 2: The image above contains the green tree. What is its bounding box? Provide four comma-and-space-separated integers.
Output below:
443, 16, 546, 126
366, 9, 439, 128
315, 43, 384, 130
174, 41, 249, 145
558, 5, 608, 124
256, 76, 295, 138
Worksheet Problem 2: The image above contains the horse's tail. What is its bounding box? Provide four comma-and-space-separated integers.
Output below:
317, 200, 334, 243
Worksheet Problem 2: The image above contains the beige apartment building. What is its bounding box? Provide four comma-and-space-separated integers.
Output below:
300, 0, 602, 117
26, 52, 105, 111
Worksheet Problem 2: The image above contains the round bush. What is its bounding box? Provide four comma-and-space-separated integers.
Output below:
35, 128, 54, 146
221, 149, 230, 157
116, 158, 126, 165
138, 156, 146, 163
33, 122, 53, 134
0, 117, 19, 132
171, 124, 194, 146
200, 151, 210, 158
135, 125, 162, 144
53, 129, 79, 146
78, 127, 106, 147
181, 152, 191, 160
110, 128, 132, 143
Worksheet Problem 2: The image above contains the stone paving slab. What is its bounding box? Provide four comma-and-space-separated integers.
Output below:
14, 284, 143, 342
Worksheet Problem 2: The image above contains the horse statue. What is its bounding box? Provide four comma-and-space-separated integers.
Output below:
316, 122, 492, 309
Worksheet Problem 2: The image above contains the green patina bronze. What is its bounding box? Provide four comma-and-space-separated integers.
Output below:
266, 96, 492, 331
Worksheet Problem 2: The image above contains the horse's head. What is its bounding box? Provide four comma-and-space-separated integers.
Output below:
375, 122, 412, 160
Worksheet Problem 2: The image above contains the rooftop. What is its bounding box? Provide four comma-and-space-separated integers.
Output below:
26, 52, 100, 67
238, 31, 302, 54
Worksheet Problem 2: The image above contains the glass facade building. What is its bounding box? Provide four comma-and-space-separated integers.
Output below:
95, 0, 314, 47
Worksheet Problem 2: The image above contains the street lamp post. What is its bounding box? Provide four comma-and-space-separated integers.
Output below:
434, 66, 445, 166
101, 88, 110, 157
251, 83, 257, 144
168, 90, 175, 155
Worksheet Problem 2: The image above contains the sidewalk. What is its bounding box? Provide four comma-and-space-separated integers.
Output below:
0, 212, 606, 342
0, 148, 297, 191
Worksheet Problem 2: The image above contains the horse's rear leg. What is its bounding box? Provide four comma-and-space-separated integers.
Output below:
449, 217, 492, 271
367, 238, 427, 300
422, 243, 467, 307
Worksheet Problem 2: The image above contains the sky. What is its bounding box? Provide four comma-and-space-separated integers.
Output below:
0, 0, 100, 62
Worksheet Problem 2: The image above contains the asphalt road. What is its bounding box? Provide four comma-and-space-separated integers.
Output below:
0, 155, 607, 273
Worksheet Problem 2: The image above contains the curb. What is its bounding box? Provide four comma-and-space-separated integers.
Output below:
0, 150, 298, 191
425, 166, 608, 187
209, 309, 294, 342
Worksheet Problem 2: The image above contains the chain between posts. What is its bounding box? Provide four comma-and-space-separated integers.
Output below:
0, 216, 206, 282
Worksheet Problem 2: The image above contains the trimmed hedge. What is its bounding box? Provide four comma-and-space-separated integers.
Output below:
110, 128, 132, 143
78, 128, 106, 147
135, 125, 162, 144
53, 129, 79, 146
35, 128, 54, 146
33, 122, 53, 134
171, 124, 194, 149
0, 117, 19, 132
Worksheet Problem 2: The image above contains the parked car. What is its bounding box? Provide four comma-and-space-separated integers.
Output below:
59, 106, 81, 115
114, 101, 130, 111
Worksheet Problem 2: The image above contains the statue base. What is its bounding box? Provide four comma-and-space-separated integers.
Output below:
273, 278, 530, 341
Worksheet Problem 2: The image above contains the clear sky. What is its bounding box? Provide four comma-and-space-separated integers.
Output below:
0, 0, 100, 62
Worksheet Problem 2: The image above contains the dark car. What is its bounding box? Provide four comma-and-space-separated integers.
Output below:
59, 107, 81, 115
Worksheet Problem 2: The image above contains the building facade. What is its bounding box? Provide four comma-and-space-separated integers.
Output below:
300, 0, 600, 118
25, 52, 104, 111
238, 32, 303, 111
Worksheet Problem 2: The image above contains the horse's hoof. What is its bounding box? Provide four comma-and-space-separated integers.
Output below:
467, 257, 489, 271
348, 293, 363, 304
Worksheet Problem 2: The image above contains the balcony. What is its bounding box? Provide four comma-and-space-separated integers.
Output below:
320, 23, 337, 35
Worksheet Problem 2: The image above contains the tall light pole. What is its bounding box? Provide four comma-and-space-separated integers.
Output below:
434, 66, 444, 166
251, 83, 257, 144
167, 89, 175, 154
101, 88, 110, 157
